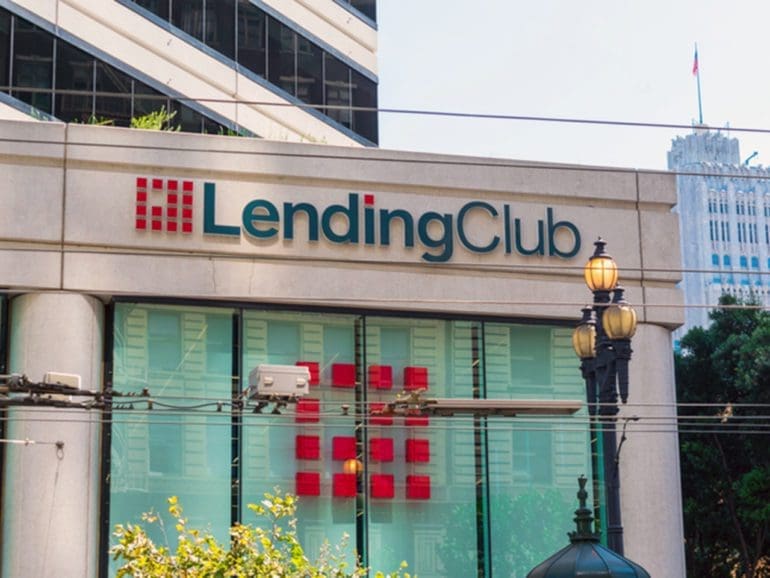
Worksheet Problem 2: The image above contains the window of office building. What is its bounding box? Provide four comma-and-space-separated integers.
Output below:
126, 0, 378, 143
345, 0, 376, 22
0, 7, 229, 133
107, 304, 593, 577
109, 303, 235, 577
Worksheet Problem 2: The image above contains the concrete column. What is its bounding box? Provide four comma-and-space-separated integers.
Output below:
2, 293, 104, 578
619, 322, 686, 578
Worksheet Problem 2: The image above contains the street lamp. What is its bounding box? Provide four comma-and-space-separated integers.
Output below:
572, 238, 637, 555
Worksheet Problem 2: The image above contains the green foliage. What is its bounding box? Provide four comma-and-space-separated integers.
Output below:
130, 106, 180, 131
72, 114, 114, 126
111, 491, 413, 578
676, 294, 770, 578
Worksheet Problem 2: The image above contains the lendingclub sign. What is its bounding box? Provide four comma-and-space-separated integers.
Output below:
135, 177, 581, 263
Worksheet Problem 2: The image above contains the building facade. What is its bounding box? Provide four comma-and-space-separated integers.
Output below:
668, 128, 770, 340
0, 119, 685, 577
0, 0, 377, 144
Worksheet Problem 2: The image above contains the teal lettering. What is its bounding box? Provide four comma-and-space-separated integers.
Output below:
284, 202, 319, 241
242, 199, 279, 239
547, 208, 581, 258
203, 182, 239, 236
321, 193, 359, 244
379, 209, 414, 247
514, 218, 545, 256
457, 201, 499, 253
418, 212, 453, 262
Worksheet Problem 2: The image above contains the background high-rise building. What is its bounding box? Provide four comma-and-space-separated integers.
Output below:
0, 0, 377, 145
669, 128, 770, 342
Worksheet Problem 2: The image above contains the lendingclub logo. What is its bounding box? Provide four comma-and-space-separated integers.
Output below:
134, 177, 582, 263
135, 177, 194, 233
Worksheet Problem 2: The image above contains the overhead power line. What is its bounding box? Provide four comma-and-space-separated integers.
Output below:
3, 131, 770, 182
13, 86, 770, 137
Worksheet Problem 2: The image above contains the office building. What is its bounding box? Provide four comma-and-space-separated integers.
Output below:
0, 119, 685, 577
0, 0, 377, 144
668, 128, 770, 339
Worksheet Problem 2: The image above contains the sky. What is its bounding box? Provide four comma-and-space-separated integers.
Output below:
376, 1, 770, 170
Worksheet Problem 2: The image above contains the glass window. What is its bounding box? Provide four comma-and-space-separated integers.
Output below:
133, 80, 169, 118
740, 256, 748, 268
237, 0, 266, 77
108, 304, 596, 577
12, 18, 54, 113
206, 0, 235, 59
296, 36, 322, 107
95, 61, 132, 126
723, 255, 731, 267
109, 303, 234, 575
325, 54, 351, 129
711, 254, 718, 266
350, 0, 376, 21
267, 16, 296, 96
486, 324, 590, 576
172, 0, 204, 41
241, 310, 359, 567
0, 10, 11, 91
365, 318, 479, 577
135, 0, 169, 20
352, 69, 378, 143
171, 101, 205, 132
55, 43, 94, 122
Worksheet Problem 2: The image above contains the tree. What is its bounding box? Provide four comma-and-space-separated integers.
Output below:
111, 492, 413, 578
676, 294, 770, 577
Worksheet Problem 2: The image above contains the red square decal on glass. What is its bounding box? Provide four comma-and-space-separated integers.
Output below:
406, 475, 431, 500
368, 365, 393, 390
405, 412, 429, 427
369, 403, 393, 426
332, 436, 357, 461
296, 472, 320, 496
296, 361, 320, 386
370, 474, 394, 499
295, 435, 320, 460
295, 398, 320, 423
404, 367, 428, 391
333, 473, 357, 498
406, 439, 430, 463
332, 363, 356, 388
369, 437, 394, 462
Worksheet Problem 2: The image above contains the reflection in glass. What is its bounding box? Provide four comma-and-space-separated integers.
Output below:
352, 69, 378, 144
206, 0, 235, 59
55, 43, 94, 122
237, 0, 266, 77
267, 16, 296, 96
109, 304, 234, 575
325, 54, 351, 129
296, 36, 322, 107
172, 0, 204, 41
0, 10, 12, 91
12, 18, 54, 112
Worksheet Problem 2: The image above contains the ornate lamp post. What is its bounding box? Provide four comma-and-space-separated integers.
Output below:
572, 238, 637, 555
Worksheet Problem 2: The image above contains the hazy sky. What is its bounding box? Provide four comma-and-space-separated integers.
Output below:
376, 1, 770, 170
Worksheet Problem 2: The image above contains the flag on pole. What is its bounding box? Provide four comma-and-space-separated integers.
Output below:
692, 47, 699, 76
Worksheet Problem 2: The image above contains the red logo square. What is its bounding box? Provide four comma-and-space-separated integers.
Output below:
370, 474, 394, 499
333, 473, 357, 497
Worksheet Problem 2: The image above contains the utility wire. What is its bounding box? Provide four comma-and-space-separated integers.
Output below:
11, 86, 770, 139
4, 132, 770, 182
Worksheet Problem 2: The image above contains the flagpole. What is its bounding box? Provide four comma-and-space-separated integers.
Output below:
694, 43, 703, 124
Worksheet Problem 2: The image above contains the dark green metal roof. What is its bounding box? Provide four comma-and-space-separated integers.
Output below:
526, 477, 651, 578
